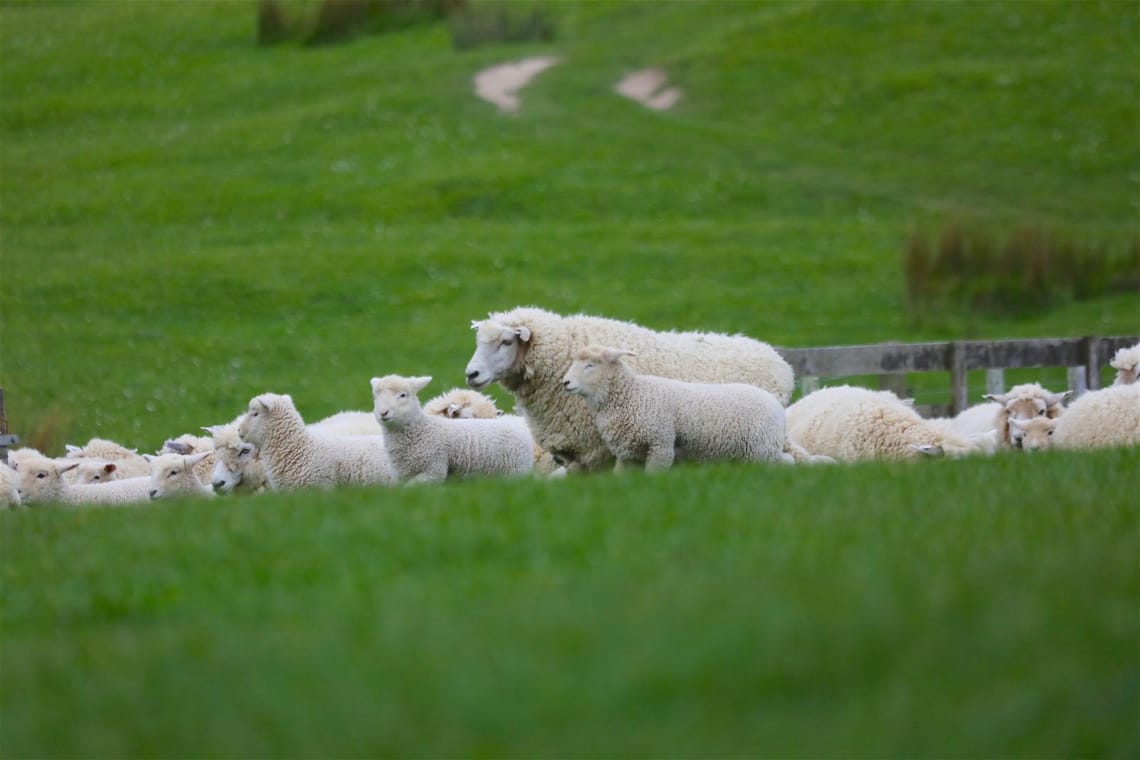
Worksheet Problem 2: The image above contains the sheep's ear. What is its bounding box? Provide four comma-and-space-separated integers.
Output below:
983, 392, 1010, 404
446, 403, 461, 419
143, 454, 153, 463
252, 397, 270, 413
470, 319, 482, 330
202, 425, 221, 436
1045, 390, 1071, 407
370, 377, 382, 393
514, 326, 531, 342
165, 440, 193, 455
409, 376, 432, 394
59, 462, 80, 474
602, 347, 637, 363
65, 444, 81, 455
912, 444, 945, 457
185, 452, 211, 466
103, 463, 117, 474
1008, 418, 1026, 432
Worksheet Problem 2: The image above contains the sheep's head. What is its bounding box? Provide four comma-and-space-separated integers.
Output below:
1111, 344, 1140, 386
1008, 416, 1056, 452
372, 375, 431, 428
985, 385, 1070, 419
424, 388, 500, 420
147, 452, 212, 500
16, 456, 77, 505
466, 320, 532, 390
561, 346, 637, 399
74, 461, 120, 485
238, 393, 293, 445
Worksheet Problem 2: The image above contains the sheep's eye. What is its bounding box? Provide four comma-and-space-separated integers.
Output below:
239, 446, 251, 456
36, 472, 46, 479
169, 470, 179, 478
398, 392, 407, 399
1047, 429, 1054, 436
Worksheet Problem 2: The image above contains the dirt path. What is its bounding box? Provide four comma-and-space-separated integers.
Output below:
473, 56, 562, 113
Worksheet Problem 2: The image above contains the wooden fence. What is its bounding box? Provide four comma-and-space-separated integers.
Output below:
776, 335, 1139, 418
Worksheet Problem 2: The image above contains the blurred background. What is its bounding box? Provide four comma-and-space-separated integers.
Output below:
2, 0, 1137, 451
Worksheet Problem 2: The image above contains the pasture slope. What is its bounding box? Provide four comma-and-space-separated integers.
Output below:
1, 1, 1138, 756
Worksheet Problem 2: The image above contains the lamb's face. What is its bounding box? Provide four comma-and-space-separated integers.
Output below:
372, 375, 432, 427
75, 461, 119, 485
148, 452, 210, 500
466, 322, 530, 390
424, 389, 500, 419
239, 397, 276, 445
561, 355, 602, 397
16, 459, 74, 505
1008, 417, 1056, 452
211, 442, 255, 493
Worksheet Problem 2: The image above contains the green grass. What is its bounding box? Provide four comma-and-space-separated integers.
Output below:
1, 1, 1138, 756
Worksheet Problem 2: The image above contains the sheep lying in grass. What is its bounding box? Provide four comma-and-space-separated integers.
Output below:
145, 452, 215, 500
160, 434, 216, 485
73, 460, 123, 485
982, 383, 1069, 445
237, 393, 393, 490
465, 306, 795, 472
1, 462, 20, 508
1008, 416, 1057, 452
15, 453, 151, 507
562, 346, 792, 471
1110, 342, 1140, 386
372, 375, 533, 484
1052, 383, 1140, 450
64, 438, 152, 479
203, 418, 269, 495
786, 385, 993, 461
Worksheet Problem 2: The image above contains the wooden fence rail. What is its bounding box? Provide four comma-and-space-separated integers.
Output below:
776, 335, 1138, 417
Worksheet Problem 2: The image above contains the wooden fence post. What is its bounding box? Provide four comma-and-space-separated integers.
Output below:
0, 388, 15, 465
1084, 336, 1102, 391
949, 341, 968, 415
984, 368, 1005, 397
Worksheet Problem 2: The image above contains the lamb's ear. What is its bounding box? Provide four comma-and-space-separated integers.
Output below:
65, 444, 81, 455
514, 326, 531, 342
143, 454, 153, 463
446, 403, 461, 419
59, 462, 80, 474
470, 319, 482, 330
1008, 418, 1026, 433
1045, 390, 1071, 407
185, 451, 211, 466
983, 392, 1011, 404
370, 377, 382, 393
252, 397, 270, 413
912, 444, 945, 458
103, 463, 117, 474
602, 348, 638, 363
202, 425, 223, 436
409, 376, 432, 394
165, 440, 193, 455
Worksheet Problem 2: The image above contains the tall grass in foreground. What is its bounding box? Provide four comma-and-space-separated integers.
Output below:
2, 449, 1137, 757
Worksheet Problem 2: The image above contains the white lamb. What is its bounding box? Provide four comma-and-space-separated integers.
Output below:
73, 460, 124, 485
203, 418, 270, 494
1, 462, 20, 508
160, 434, 216, 485
464, 306, 794, 472
1052, 383, 1140, 450
562, 346, 790, 472
423, 388, 502, 419
64, 438, 151, 479
237, 393, 393, 491
145, 452, 216, 500
786, 385, 993, 461
1007, 416, 1057, 452
15, 453, 152, 507
1110, 342, 1140, 386
371, 375, 533, 484
982, 383, 1069, 445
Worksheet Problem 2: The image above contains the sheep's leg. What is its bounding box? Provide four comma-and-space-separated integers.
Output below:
613, 458, 641, 473
644, 445, 675, 473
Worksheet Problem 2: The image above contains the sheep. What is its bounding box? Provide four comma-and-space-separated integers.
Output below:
423, 388, 502, 419
1052, 383, 1140, 450
160, 434, 216, 485
982, 382, 1069, 445
306, 410, 382, 436
371, 375, 533, 484
64, 438, 151, 479
145, 452, 215, 500
237, 393, 393, 491
1, 462, 20, 509
1110, 342, 1140, 386
15, 453, 151, 507
785, 385, 993, 461
73, 460, 123, 485
1007, 416, 1057, 452
203, 418, 269, 495
464, 306, 795, 472
562, 346, 791, 472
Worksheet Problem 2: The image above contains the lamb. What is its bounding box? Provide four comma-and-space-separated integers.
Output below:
1, 462, 20, 508
63, 438, 151, 479
73, 460, 123, 485
1052, 383, 1140, 450
982, 382, 1069, 445
15, 453, 152, 507
160, 434, 216, 485
203, 418, 269, 495
464, 306, 795, 472
423, 388, 502, 419
1007, 416, 1057, 452
785, 385, 994, 461
237, 393, 393, 490
371, 375, 533, 484
562, 346, 790, 472
145, 452, 215, 500
1110, 342, 1140, 386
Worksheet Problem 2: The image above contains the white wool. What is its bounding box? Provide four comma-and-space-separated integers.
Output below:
306, 410, 382, 436
203, 417, 269, 495
15, 453, 151, 507
1110, 342, 1140, 386
145, 452, 215, 501
372, 375, 533, 484
63, 438, 151, 479
1, 462, 20, 508
423, 388, 502, 419
1052, 383, 1140, 450
238, 393, 393, 491
562, 346, 790, 472
786, 385, 992, 461
1007, 416, 1057, 452
160, 434, 216, 484
464, 306, 794, 472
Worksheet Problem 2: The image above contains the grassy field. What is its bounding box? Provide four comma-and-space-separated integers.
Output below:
1, 1, 1138, 756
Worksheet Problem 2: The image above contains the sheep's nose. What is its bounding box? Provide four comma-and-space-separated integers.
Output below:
212, 480, 225, 490
466, 369, 480, 381
148, 490, 159, 500
561, 379, 571, 389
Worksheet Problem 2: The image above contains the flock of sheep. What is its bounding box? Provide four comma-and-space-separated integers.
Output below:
4, 306, 1139, 509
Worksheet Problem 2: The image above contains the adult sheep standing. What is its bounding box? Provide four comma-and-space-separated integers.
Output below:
464, 306, 794, 472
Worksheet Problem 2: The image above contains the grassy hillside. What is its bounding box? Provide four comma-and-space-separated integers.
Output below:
1, 1, 1138, 756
